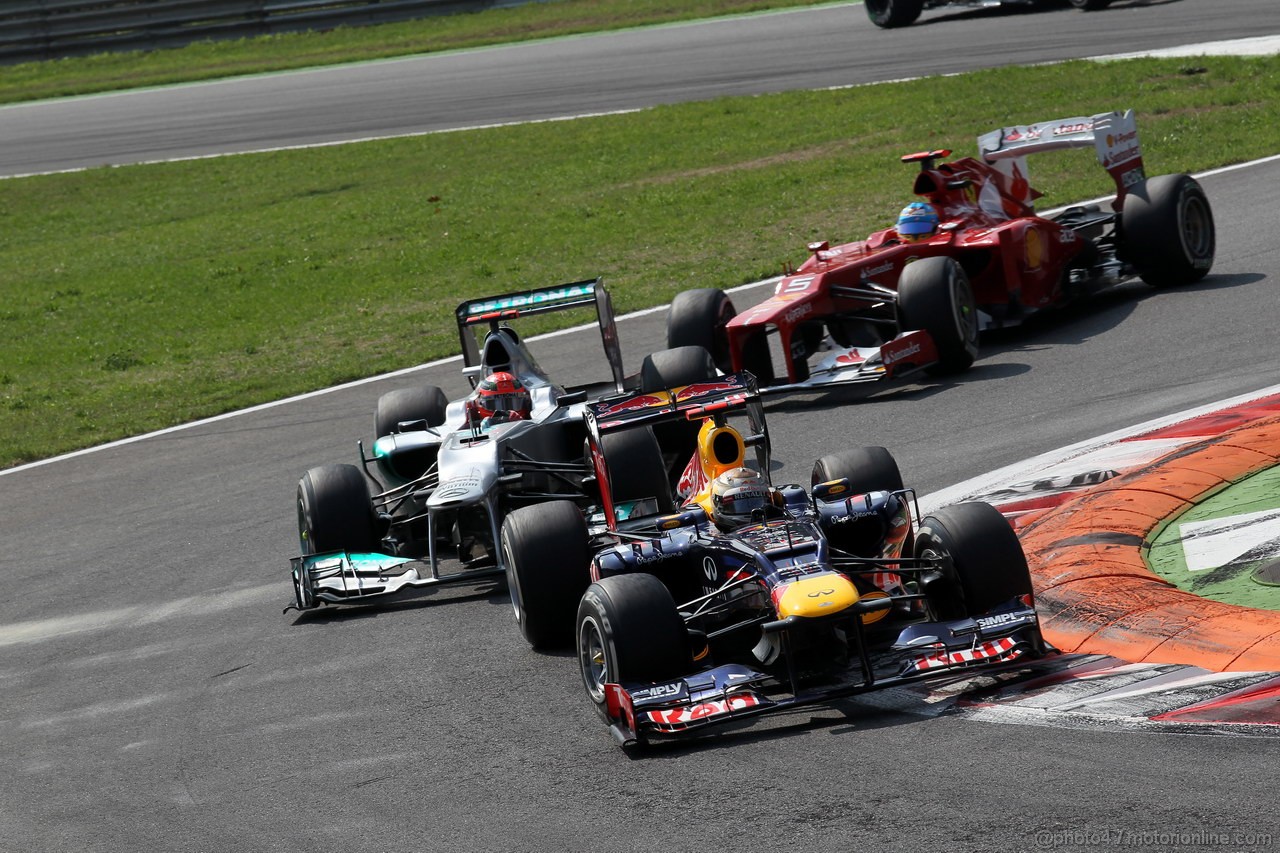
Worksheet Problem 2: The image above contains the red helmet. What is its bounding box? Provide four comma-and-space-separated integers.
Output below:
473, 371, 531, 420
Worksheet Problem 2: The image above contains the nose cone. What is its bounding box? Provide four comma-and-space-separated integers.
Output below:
773, 573, 859, 619
428, 474, 492, 508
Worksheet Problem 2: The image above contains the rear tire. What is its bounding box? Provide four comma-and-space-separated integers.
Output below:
897, 256, 979, 376
1069, 0, 1113, 9
865, 0, 923, 27
600, 426, 675, 514
915, 502, 1032, 618
577, 574, 691, 720
811, 446, 904, 493
501, 500, 593, 649
297, 464, 377, 555
667, 289, 737, 374
1121, 174, 1215, 287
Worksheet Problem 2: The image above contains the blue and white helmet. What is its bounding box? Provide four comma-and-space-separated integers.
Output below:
896, 201, 939, 241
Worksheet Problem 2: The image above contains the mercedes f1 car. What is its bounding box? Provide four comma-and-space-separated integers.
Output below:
667, 110, 1214, 395
866, 0, 1113, 29
288, 278, 717, 614
500, 373, 1047, 748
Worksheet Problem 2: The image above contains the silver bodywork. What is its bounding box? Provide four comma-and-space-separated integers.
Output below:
290, 280, 628, 611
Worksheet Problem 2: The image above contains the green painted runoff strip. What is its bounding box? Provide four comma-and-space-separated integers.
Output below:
1148, 466, 1280, 611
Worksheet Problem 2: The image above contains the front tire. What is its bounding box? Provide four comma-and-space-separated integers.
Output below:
811, 446, 904, 493
897, 256, 979, 376
639, 346, 717, 487
577, 574, 691, 720
865, 0, 923, 27
915, 502, 1032, 618
667, 289, 737, 374
501, 500, 593, 649
375, 385, 448, 438
296, 464, 377, 555
1121, 174, 1215, 287
374, 385, 449, 482
1069, 0, 1113, 9
639, 345, 717, 392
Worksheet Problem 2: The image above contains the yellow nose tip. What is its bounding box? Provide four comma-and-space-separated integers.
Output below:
774, 573, 859, 619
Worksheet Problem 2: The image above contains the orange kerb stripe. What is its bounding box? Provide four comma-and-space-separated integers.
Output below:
1026, 416, 1280, 672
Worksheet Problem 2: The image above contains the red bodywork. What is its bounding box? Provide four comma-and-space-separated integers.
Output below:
728, 154, 1089, 383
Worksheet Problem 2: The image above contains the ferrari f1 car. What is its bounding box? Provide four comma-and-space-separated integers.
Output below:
866, 0, 1112, 29
667, 110, 1214, 394
499, 373, 1047, 748
288, 278, 717, 613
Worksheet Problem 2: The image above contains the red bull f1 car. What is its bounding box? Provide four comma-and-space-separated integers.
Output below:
667, 110, 1214, 396
866, 0, 1113, 29
499, 373, 1047, 748
288, 278, 716, 615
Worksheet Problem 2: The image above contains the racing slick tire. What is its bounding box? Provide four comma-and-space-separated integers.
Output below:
665, 288, 774, 384
1069, 0, 1113, 9
374, 385, 449, 483
865, 0, 923, 28
811, 446, 904, 493
896, 256, 979, 376
1120, 174, 1215, 287
667, 288, 737, 374
297, 464, 378, 555
577, 573, 693, 721
600, 425, 676, 514
640, 346, 717, 487
501, 500, 593, 649
639, 345, 717, 392
375, 385, 448, 438
915, 502, 1032, 619
812, 446, 907, 557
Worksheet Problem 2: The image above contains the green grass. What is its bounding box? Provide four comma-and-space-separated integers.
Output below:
1, 55, 1276, 468
0, 0, 837, 105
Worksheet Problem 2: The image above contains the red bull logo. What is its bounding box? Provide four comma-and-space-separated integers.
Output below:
595, 393, 669, 418
675, 380, 740, 402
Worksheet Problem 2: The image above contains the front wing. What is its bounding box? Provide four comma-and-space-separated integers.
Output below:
601, 604, 1043, 747
287, 551, 503, 613
755, 330, 940, 397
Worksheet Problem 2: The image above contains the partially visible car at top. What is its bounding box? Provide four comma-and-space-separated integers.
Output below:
866, 0, 1113, 29
288, 278, 717, 615
667, 109, 1213, 394
500, 373, 1049, 749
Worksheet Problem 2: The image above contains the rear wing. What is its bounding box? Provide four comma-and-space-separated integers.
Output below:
454, 278, 625, 391
586, 374, 759, 434
977, 109, 1145, 211
585, 373, 769, 530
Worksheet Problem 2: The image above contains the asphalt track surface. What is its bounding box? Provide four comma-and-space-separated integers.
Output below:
4, 5, 1280, 853
2, 0, 1280, 177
